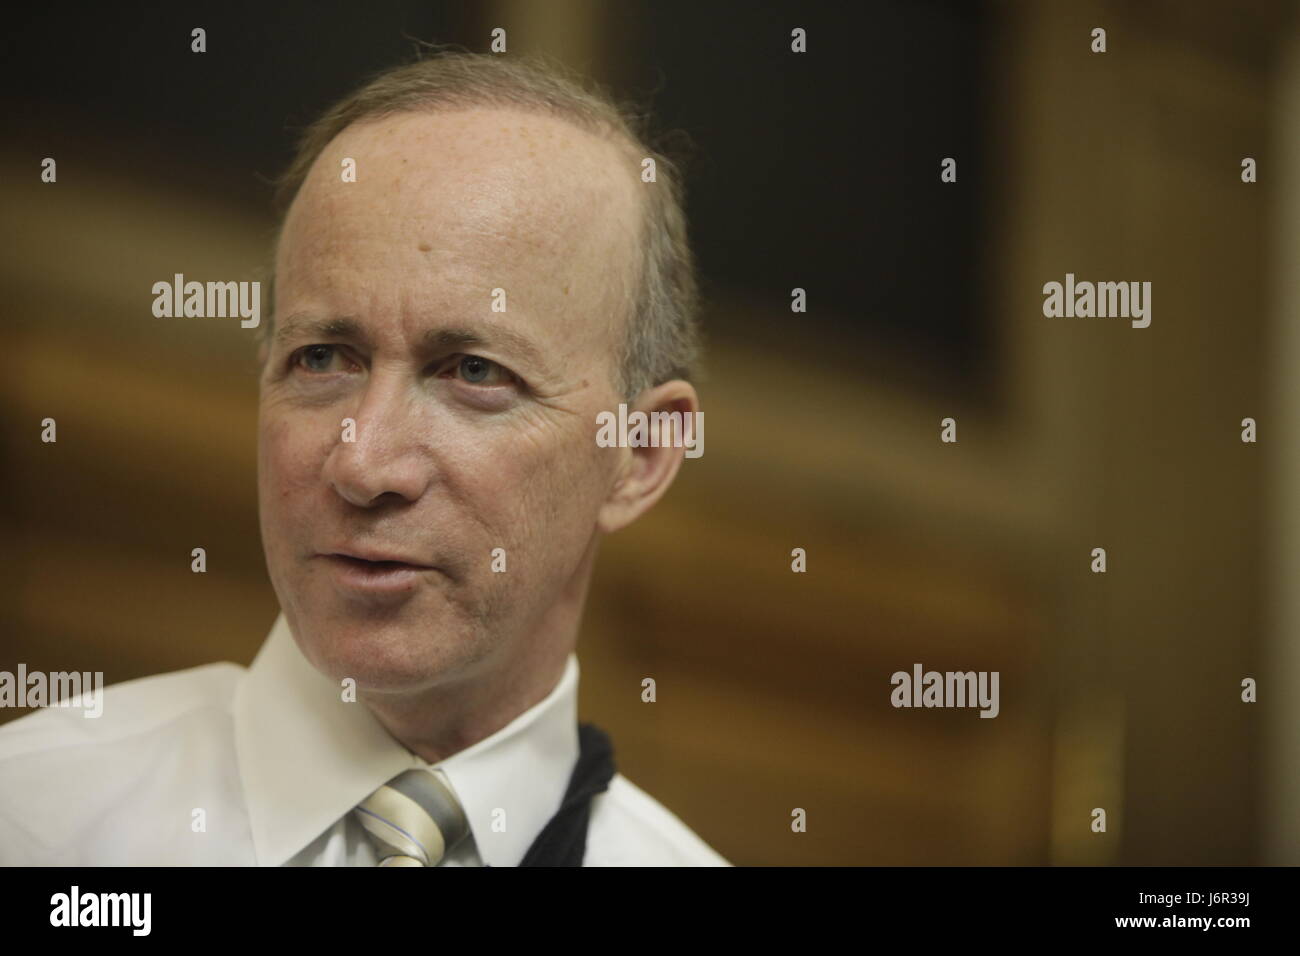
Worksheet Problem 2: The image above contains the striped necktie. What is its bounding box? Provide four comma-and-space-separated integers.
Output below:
353, 768, 470, 867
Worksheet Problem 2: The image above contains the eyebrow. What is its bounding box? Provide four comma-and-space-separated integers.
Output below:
274, 314, 548, 370
274, 315, 359, 346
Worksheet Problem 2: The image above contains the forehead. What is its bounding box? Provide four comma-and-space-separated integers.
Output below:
275, 108, 642, 370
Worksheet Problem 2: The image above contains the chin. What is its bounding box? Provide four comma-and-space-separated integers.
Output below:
289, 603, 482, 694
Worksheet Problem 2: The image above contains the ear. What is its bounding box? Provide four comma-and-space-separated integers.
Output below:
597, 380, 701, 534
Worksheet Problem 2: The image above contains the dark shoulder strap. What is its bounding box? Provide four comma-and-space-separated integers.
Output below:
517, 722, 616, 867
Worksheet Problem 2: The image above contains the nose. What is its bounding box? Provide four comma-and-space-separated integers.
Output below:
321, 374, 431, 508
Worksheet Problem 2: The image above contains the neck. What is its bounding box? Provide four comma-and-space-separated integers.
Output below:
358, 536, 599, 765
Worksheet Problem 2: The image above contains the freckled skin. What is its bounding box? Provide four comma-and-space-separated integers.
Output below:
257, 109, 669, 760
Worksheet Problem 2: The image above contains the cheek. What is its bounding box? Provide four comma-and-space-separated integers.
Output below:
511, 428, 605, 549
258, 408, 322, 531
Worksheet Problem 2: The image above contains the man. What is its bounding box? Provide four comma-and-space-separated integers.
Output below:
0, 52, 727, 866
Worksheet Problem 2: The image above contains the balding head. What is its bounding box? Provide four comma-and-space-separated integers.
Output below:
275, 107, 643, 400
266, 51, 700, 400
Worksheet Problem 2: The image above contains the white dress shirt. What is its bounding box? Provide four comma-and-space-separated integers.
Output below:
0, 614, 730, 866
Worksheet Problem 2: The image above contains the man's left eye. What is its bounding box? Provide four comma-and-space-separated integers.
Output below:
454, 355, 511, 386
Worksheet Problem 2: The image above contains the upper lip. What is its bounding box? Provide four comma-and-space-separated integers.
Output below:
324, 548, 434, 567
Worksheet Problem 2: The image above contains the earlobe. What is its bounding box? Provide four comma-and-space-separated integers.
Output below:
597, 445, 654, 534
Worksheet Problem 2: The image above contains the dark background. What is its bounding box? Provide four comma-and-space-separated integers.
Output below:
2, 0, 991, 402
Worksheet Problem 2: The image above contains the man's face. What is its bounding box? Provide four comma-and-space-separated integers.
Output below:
258, 109, 641, 693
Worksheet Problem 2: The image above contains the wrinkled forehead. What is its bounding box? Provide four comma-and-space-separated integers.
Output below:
276, 108, 643, 327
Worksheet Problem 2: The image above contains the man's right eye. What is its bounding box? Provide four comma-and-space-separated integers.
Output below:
294, 344, 344, 373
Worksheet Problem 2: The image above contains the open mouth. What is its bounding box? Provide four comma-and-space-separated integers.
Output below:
332, 555, 425, 571
321, 554, 436, 596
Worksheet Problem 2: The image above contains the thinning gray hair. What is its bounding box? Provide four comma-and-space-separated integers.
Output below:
267, 50, 701, 399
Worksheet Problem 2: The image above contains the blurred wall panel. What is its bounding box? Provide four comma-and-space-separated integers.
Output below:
991, 0, 1285, 863
4, 156, 279, 682
1264, 17, 1300, 866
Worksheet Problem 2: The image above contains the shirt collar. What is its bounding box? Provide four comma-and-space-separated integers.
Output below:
233, 613, 580, 867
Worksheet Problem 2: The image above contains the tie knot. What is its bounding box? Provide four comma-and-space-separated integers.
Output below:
353, 769, 470, 867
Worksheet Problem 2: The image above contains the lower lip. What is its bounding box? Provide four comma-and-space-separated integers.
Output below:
320, 555, 435, 597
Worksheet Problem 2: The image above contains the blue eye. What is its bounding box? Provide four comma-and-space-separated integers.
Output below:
299, 345, 337, 372
459, 355, 493, 383
439, 354, 522, 397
